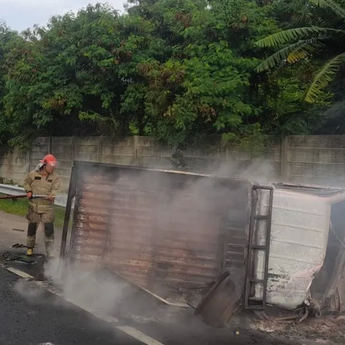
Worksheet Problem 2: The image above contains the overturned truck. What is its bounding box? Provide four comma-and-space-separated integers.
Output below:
59, 161, 345, 326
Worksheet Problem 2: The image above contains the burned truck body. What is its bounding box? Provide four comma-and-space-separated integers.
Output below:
60, 161, 345, 325
256, 184, 345, 313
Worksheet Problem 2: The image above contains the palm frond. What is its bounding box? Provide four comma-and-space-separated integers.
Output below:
305, 52, 345, 103
287, 41, 323, 63
255, 40, 322, 72
256, 27, 344, 48
308, 0, 345, 19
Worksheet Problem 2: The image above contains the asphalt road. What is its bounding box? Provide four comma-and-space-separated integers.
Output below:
0, 263, 288, 345
0, 267, 142, 345
0, 211, 340, 345
0, 265, 334, 345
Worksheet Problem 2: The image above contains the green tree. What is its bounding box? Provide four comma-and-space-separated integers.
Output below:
127, 0, 280, 146
0, 0, 335, 149
256, 0, 345, 103
0, 24, 19, 146
3, 4, 130, 146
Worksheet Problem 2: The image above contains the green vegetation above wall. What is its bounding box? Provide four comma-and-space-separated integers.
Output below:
0, 0, 344, 149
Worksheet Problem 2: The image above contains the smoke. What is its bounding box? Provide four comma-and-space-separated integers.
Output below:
14, 158, 276, 331
195, 156, 277, 186
66, 160, 274, 311
13, 257, 134, 323
42, 258, 133, 317
13, 279, 45, 304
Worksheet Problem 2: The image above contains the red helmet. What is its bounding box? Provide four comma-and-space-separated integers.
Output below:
40, 154, 58, 167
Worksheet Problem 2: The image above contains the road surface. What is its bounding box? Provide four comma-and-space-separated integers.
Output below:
0, 264, 285, 345
1, 210, 341, 345
0, 267, 142, 345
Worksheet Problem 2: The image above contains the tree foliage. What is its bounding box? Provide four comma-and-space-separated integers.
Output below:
0, 0, 342, 148
256, 0, 345, 103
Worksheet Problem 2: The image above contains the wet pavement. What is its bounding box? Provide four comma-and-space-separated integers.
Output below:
0, 263, 279, 345
0, 267, 142, 345
0, 210, 342, 345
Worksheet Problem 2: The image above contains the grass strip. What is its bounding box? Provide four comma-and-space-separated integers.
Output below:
0, 197, 66, 228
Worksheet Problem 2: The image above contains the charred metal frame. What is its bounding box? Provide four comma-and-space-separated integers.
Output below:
244, 185, 274, 310
60, 161, 272, 323
60, 165, 77, 259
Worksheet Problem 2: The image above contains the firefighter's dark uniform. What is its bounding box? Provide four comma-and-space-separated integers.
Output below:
23, 168, 61, 257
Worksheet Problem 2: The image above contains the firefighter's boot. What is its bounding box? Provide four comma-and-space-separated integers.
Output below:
26, 235, 36, 256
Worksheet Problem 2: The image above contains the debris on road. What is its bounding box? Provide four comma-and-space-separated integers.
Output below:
12, 228, 25, 232
12, 243, 26, 248
3, 252, 37, 265
250, 307, 345, 344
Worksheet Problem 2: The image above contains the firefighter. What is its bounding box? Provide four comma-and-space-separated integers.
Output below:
23, 154, 61, 259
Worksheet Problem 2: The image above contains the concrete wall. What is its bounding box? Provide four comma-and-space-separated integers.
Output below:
283, 136, 345, 187
1, 135, 345, 191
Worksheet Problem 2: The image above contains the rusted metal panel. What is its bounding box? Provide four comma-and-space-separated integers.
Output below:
194, 271, 239, 327
62, 162, 251, 309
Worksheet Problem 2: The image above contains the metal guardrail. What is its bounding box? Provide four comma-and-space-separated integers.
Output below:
0, 184, 68, 208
